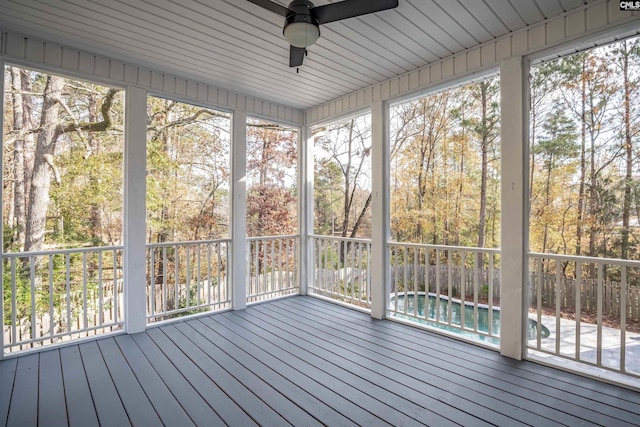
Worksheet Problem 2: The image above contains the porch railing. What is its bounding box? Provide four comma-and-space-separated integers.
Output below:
389, 242, 501, 346
146, 239, 230, 322
247, 235, 299, 303
528, 253, 640, 378
2, 246, 124, 353
310, 235, 371, 309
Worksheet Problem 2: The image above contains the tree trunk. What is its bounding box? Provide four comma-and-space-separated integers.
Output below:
9, 67, 25, 246
341, 120, 354, 237
8, 67, 36, 249
21, 70, 36, 214
542, 153, 554, 253
621, 40, 632, 260
24, 76, 65, 253
349, 193, 371, 239
87, 92, 104, 244
575, 58, 587, 257
588, 94, 598, 258
477, 82, 489, 250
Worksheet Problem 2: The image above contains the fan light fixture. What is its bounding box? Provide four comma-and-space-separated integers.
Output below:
247, 0, 398, 67
284, 21, 320, 48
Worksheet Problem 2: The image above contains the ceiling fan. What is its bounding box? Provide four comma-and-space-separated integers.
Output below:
247, 0, 399, 68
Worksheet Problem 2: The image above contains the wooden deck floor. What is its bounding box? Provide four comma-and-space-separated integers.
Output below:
1, 296, 639, 427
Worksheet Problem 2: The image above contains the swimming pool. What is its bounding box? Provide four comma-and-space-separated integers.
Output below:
390, 292, 550, 345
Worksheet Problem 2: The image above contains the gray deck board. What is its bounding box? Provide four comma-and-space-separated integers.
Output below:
216, 311, 423, 426
195, 316, 356, 426
288, 297, 640, 425
0, 357, 17, 427
258, 301, 577, 426
160, 323, 289, 426
6, 353, 38, 427
37, 350, 67, 427
173, 321, 323, 427
229, 308, 465, 426
113, 334, 195, 427
130, 332, 225, 426
145, 327, 258, 426
204, 314, 384, 426
96, 338, 163, 427
298, 299, 640, 424
270, 297, 624, 426
248, 302, 542, 426
59, 346, 99, 427
1, 295, 638, 427
79, 341, 130, 427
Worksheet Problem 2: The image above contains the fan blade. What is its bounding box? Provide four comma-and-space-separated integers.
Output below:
313, 0, 398, 25
246, 0, 289, 17
289, 45, 305, 67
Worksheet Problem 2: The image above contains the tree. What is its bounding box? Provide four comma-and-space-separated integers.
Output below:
146, 97, 231, 244
466, 79, 500, 250
314, 159, 342, 235
246, 120, 297, 237
612, 39, 640, 259
4, 70, 120, 253
533, 110, 578, 253
314, 114, 372, 239
388, 78, 501, 249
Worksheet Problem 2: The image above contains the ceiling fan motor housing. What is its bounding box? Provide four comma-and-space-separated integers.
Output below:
283, 0, 320, 48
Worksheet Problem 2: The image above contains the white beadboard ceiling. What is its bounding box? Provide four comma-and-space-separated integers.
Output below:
0, 0, 599, 110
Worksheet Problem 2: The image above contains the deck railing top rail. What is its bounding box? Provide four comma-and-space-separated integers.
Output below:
146, 239, 230, 248
529, 251, 640, 268
3, 245, 124, 257
248, 234, 299, 241
310, 234, 373, 244
390, 241, 501, 254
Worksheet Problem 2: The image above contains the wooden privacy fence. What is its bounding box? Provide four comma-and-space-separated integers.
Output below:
529, 272, 640, 321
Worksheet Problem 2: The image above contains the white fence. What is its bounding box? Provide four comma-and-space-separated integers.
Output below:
247, 235, 299, 303
310, 235, 371, 309
2, 246, 124, 353
146, 239, 230, 322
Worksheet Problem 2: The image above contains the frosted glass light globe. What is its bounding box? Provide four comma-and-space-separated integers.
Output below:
284, 22, 320, 48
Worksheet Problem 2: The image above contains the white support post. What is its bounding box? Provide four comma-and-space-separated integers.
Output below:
124, 85, 147, 334
370, 100, 390, 319
231, 111, 247, 310
299, 125, 313, 295
0, 58, 5, 358
500, 57, 529, 359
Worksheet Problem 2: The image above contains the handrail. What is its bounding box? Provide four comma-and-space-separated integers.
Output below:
310, 234, 373, 244
3, 245, 124, 257
247, 234, 299, 241
529, 251, 640, 268
147, 238, 231, 248
390, 241, 501, 254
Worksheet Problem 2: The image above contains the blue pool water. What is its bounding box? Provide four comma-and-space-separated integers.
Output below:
390, 293, 550, 345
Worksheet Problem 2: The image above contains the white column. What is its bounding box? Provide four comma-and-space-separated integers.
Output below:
231, 111, 247, 310
124, 85, 147, 334
298, 125, 314, 296
0, 58, 5, 357
370, 100, 390, 319
500, 57, 529, 359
